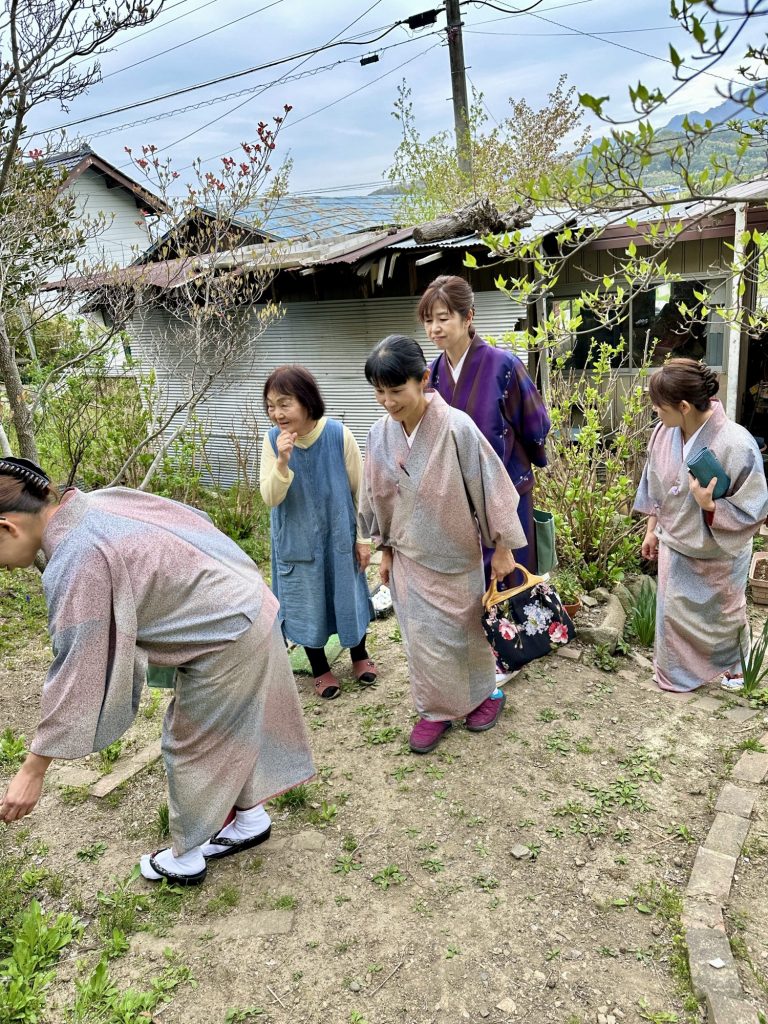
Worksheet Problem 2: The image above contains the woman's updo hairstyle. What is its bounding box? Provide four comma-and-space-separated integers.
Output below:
417, 275, 475, 322
0, 458, 53, 514
365, 335, 427, 388
648, 358, 719, 413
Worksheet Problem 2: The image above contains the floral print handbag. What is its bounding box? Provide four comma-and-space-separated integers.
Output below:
482, 568, 575, 672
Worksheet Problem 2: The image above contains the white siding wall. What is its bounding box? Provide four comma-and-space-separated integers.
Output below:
129, 290, 526, 486
70, 169, 151, 269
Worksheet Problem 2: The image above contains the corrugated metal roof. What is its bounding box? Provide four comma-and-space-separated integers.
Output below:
388, 233, 480, 250
256, 194, 402, 238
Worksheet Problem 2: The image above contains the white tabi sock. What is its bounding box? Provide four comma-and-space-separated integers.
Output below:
199, 804, 272, 857
140, 845, 205, 881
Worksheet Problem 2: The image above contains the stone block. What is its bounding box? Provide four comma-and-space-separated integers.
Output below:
555, 645, 581, 661
52, 765, 101, 788
634, 675, 660, 691
662, 689, 696, 703
706, 993, 761, 1024
732, 751, 768, 784
629, 650, 654, 671
686, 847, 737, 901
715, 783, 756, 819
692, 695, 724, 713
702, 813, 750, 860
681, 896, 725, 932
91, 739, 162, 798
612, 582, 634, 613
578, 595, 626, 652
724, 706, 758, 724
685, 926, 742, 1000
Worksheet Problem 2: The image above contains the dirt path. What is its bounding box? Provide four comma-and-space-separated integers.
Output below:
2, 604, 767, 1024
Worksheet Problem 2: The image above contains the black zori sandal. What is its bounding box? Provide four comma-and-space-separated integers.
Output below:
148, 850, 207, 886
202, 824, 273, 861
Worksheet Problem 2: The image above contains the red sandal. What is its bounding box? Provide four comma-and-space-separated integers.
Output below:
314, 671, 340, 699
352, 658, 378, 686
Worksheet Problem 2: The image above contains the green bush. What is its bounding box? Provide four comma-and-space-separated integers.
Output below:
535, 340, 653, 588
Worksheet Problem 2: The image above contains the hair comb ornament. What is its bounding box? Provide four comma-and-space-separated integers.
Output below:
0, 457, 50, 496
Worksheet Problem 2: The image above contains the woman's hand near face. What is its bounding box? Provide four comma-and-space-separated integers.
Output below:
275, 430, 297, 470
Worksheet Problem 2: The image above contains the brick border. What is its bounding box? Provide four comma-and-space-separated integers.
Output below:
681, 731, 768, 1024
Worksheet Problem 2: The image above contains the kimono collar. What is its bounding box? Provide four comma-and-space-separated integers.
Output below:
42, 488, 88, 560
443, 333, 486, 381
399, 389, 449, 458
680, 398, 727, 453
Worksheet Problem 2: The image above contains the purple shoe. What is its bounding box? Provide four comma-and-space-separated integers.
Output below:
409, 718, 451, 754
465, 692, 506, 732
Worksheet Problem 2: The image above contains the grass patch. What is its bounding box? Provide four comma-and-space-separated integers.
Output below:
0, 570, 48, 657
0, 727, 26, 770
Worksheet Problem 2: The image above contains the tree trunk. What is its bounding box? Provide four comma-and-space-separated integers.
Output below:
0, 314, 38, 461
412, 197, 531, 244
0, 421, 12, 457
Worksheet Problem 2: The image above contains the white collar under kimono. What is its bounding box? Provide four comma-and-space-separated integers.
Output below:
682, 422, 705, 461
402, 393, 434, 449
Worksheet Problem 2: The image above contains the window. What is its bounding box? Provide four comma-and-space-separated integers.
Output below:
551, 278, 727, 370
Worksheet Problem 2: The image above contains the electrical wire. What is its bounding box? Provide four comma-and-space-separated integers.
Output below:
462, 0, 757, 90
71, 0, 221, 67
87, 39, 425, 141
100, 0, 290, 82
181, 39, 442, 174
465, 24, 688, 36
163, 0, 394, 161
26, 7, 421, 138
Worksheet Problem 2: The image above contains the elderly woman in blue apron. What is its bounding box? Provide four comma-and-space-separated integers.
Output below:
259, 365, 375, 699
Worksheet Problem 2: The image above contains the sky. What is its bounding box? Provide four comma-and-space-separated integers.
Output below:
19, 0, 768, 196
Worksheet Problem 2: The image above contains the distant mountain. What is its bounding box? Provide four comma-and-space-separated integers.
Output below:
599, 95, 768, 187
660, 94, 766, 133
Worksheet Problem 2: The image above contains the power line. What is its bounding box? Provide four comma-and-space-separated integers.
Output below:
180, 39, 442, 173
99, 0, 290, 82
161, 0, 394, 161
88, 43, 419, 141
465, 24, 685, 36
72, 0, 220, 67
288, 42, 442, 129
463, 0, 756, 90
26, 10, 423, 138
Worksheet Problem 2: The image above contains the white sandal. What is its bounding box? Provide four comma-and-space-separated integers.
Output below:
720, 672, 744, 692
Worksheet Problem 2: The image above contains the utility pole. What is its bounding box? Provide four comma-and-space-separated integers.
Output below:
445, 0, 473, 178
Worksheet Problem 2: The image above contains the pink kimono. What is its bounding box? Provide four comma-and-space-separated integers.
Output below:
359, 392, 525, 720
634, 400, 768, 691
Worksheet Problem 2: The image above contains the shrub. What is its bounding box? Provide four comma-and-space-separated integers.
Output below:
535, 340, 653, 588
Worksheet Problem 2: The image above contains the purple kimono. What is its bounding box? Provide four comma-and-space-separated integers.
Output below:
429, 333, 550, 578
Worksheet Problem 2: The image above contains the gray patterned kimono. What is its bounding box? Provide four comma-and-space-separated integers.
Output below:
359, 392, 526, 720
33, 488, 315, 853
